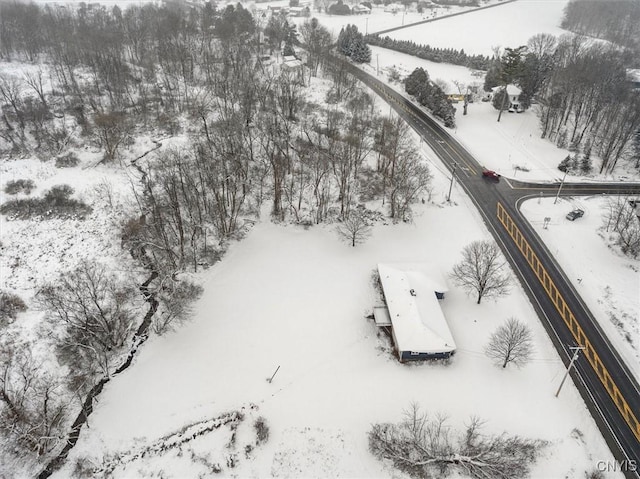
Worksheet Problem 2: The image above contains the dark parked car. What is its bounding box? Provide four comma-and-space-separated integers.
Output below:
566, 209, 584, 221
482, 169, 500, 181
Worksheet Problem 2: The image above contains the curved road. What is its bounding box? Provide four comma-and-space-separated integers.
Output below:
338, 59, 640, 478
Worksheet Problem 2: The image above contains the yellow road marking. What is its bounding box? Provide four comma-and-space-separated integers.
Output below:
497, 202, 640, 443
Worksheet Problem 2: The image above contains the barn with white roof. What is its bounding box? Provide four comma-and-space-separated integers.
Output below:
374, 263, 456, 362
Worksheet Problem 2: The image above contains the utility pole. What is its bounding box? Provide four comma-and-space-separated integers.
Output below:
447, 162, 457, 202
554, 171, 567, 204
365, 17, 368, 35
555, 346, 584, 397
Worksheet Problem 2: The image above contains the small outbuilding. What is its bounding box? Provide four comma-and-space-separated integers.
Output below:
376, 263, 456, 362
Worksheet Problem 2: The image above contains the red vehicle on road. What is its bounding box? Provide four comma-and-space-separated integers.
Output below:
482, 169, 500, 181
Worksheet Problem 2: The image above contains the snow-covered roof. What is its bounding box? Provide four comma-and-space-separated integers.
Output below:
491, 84, 521, 96
373, 306, 392, 326
378, 263, 456, 354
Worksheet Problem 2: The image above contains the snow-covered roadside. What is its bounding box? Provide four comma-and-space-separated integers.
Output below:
521, 196, 640, 379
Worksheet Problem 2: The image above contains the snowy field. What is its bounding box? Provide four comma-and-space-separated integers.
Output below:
386, 0, 570, 57
51, 170, 619, 478
288, 0, 505, 39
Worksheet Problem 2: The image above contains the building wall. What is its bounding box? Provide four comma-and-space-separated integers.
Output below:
400, 350, 453, 362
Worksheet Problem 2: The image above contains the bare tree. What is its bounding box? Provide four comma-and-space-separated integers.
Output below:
450, 240, 510, 304
485, 317, 533, 368
368, 403, 544, 479
0, 341, 71, 457
336, 208, 372, 247
386, 142, 431, 221
299, 18, 332, 78
0, 73, 26, 143
23, 68, 48, 109
325, 57, 358, 103
373, 115, 417, 214
36, 260, 139, 380
602, 197, 640, 257
527, 33, 557, 61
93, 111, 129, 162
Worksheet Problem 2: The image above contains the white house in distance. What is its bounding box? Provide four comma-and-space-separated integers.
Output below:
374, 263, 456, 362
384, 3, 404, 13
491, 84, 523, 112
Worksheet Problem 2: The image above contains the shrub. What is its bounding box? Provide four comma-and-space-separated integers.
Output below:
580, 156, 592, 174
358, 167, 384, 201
491, 88, 508, 110
55, 152, 80, 168
4, 179, 35, 195
71, 457, 97, 478
585, 470, 605, 479
153, 280, 204, 335
558, 154, 578, 173
387, 67, 401, 83
0, 291, 27, 325
0, 184, 92, 220
254, 416, 270, 444
43, 184, 75, 205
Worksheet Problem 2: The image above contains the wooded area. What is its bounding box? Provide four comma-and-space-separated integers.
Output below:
0, 3, 434, 471
561, 0, 640, 60
481, 32, 640, 174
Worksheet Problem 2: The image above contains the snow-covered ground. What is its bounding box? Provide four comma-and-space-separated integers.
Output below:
352, 19, 640, 375
335, 0, 639, 379
288, 0, 505, 39
51, 178, 619, 478
521, 196, 640, 378
2, 0, 638, 477
386, 0, 570, 57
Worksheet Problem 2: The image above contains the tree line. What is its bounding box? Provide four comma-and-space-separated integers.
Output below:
405, 67, 456, 127
337, 24, 372, 64
561, 0, 640, 62
365, 35, 492, 71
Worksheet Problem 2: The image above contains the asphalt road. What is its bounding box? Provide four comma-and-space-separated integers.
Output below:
338, 59, 640, 478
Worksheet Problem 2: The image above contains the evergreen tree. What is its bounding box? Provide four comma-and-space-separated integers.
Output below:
336, 24, 370, 63
491, 87, 508, 110
496, 46, 526, 121
405, 68, 429, 96
351, 35, 371, 63
405, 67, 455, 128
